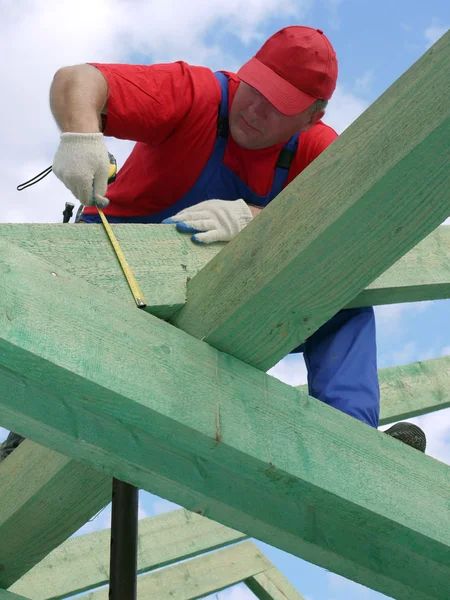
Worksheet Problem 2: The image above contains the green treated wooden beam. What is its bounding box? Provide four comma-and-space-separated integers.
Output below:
0, 440, 111, 587
10, 509, 246, 599
345, 225, 450, 308
77, 541, 272, 600
0, 224, 448, 320
169, 32, 450, 371
6, 356, 448, 590
296, 354, 450, 425
0, 591, 30, 600
1, 246, 450, 599
246, 567, 305, 600
378, 355, 450, 425
0, 223, 222, 321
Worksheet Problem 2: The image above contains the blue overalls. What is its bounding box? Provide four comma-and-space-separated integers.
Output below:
82, 72, 380, 429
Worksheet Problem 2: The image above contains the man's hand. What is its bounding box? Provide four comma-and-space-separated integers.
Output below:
162, 199, 254, 244
52, 132, 110, 207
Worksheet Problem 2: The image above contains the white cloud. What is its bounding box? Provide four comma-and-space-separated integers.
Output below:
72, 503, 112, 537
71, 497, 150, 538
326, 0, 345, 31
375, 303, 407, 330
389, 341, 438, 366
202, 583, 256, 599
328, 572, 372, 599
424, 18, 449, 48
322, 84, 369, 133
375, 301, 434, 336
391, 341, 417, 365
354, 70, 374, 94
151, 498, 181, 515
268, 354, 308, 386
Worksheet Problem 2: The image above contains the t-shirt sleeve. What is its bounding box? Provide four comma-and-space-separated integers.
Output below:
88, 61, 196, 144
285, 121, 338, 187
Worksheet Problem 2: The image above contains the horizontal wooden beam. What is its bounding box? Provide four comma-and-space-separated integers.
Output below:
169, 32, 450, 370
76, 541, 271, 600
246, 567, 305, 600
10, 509, 246, 599
1, 245, 449, 599
0, 224, 448, 321
0, 223, 220, 321
378, 355, 450, 425
345, 225, 450, 308
0, 440, 111, 588
296, 354, 450, 425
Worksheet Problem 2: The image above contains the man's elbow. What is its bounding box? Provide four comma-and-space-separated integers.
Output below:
51, 64, 109, 115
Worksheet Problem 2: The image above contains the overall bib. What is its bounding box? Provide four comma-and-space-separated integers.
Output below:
82, 72, 380, 429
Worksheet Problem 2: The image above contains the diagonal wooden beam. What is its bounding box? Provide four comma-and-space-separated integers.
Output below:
169, 32, 450, 370
1, 245, 449, 599
0, 223, 448, 321
75, 541, 288, 600
296, 354, 450, 425
10, 509, 246, 599
0, 440, 111, 587
246, 567, 305, 600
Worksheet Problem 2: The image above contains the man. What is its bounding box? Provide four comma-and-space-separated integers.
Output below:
0, 26, 426, 462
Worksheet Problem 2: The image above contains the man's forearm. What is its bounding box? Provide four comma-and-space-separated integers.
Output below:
50, 64, 108, 133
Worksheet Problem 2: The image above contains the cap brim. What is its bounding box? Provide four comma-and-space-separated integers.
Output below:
237, 57, 316, 116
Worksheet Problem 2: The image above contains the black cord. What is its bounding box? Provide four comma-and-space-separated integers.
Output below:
17, 165, 52, 191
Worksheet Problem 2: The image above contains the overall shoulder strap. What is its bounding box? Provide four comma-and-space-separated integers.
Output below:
214, 71, 229, 138
275, 132, 300, 170
270, 132, 300, 199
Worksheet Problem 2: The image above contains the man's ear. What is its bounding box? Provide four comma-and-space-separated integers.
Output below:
302, 110, 325, 131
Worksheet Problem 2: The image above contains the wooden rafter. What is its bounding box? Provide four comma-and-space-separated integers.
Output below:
296, 354, 450, 425
10, 509, 246, 599
41, 540, 304, 600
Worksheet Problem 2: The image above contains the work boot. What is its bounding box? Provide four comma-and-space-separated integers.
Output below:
384, 422, 426, 453
0, 431, 25, 462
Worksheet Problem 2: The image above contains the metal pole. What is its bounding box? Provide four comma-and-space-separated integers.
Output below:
109, 478, 139, 600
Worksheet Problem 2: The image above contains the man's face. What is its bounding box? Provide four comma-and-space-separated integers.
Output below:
229, 81, 323, 150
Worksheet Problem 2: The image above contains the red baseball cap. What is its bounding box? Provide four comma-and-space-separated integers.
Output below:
237, 26, 338, 116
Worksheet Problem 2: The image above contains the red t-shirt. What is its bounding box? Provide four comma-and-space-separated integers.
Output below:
83, 61, 337, 217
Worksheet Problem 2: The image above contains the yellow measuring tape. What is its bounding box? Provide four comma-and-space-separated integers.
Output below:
92, 153, 146, 308
97, 207, 147, 308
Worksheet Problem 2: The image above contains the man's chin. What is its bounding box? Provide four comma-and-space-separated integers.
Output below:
229, 124, 268, 149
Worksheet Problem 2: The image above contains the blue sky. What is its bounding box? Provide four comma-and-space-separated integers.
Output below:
1, 1, 449, 599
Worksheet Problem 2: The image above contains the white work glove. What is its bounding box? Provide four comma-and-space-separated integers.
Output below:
162, 199, 253, 244
52, 132, 110, 207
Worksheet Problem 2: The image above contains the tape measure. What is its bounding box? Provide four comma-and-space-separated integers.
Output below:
95, 154, 147, 309
17, 151, 146, 308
